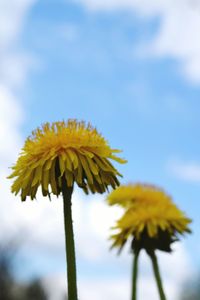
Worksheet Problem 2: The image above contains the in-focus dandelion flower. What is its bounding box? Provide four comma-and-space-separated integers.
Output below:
108, 184, 191, 253
8, 120, 126, 201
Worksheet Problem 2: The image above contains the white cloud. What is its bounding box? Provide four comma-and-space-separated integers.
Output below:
0, 0, 37, 92
0, 0, 37, 164
0, 0, 35, 49
43, 275, 130, 300
0, 86, 24, 165
73, 0, 170, 14
0, 0, 37, 238
73, 0, 200, 83
168, 159, 200, 183
1, 186, 193, 300
0, 189, 124, 263
149, 2, 200, 84
0, 0, 42, 167
42, 243, 193, 300
0, 52, 36, 90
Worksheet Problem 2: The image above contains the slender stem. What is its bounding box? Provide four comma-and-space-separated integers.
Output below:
131, 250, 140, 300
149, 250, 167, 300
62, 183, 78, 300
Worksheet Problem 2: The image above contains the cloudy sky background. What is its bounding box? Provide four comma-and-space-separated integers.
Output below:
1, 0, 200, 299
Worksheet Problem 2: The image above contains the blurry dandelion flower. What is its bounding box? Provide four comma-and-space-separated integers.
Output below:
107, 183, 172, 208
8, 120, 126, 201
108, 183, 192, 300
108, 183, 191, 253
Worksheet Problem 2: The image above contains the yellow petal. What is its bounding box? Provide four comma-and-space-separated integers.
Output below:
59, 155, 65, 176
79, 154, 93, 184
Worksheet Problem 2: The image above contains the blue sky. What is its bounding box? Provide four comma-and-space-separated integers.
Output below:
1, 0, 200, 299
23, 0, 200, 234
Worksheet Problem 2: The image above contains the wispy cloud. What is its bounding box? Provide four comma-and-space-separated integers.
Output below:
0, 0, 37, 165
167, 159, 200, 183
43, 243, 193, 300
72, 0, 170, 13
73, 0, 200, 83
1, 181, 194, 299
0, 0, 35, 49
0, 85, 23, 165
148, 1, 200, 84
0, 0, 37, 90
0, 0, 37, 243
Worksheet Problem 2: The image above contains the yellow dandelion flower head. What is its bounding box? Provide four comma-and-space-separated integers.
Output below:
107, 183, 172, 208
109, 184, 191, 253
9, 120, 126, 201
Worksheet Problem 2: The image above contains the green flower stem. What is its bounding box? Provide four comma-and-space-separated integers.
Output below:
149, 250, 167, 300
131, 249, 140, 300
62, 183, 78, 300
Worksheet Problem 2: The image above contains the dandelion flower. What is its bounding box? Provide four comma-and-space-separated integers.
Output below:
8, 120, 126, 300
112, 199, 191, 253
109, 184, 191, 253
9, 120, 126, 201
107, 183, 192, 300
107, 183, 172, 208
